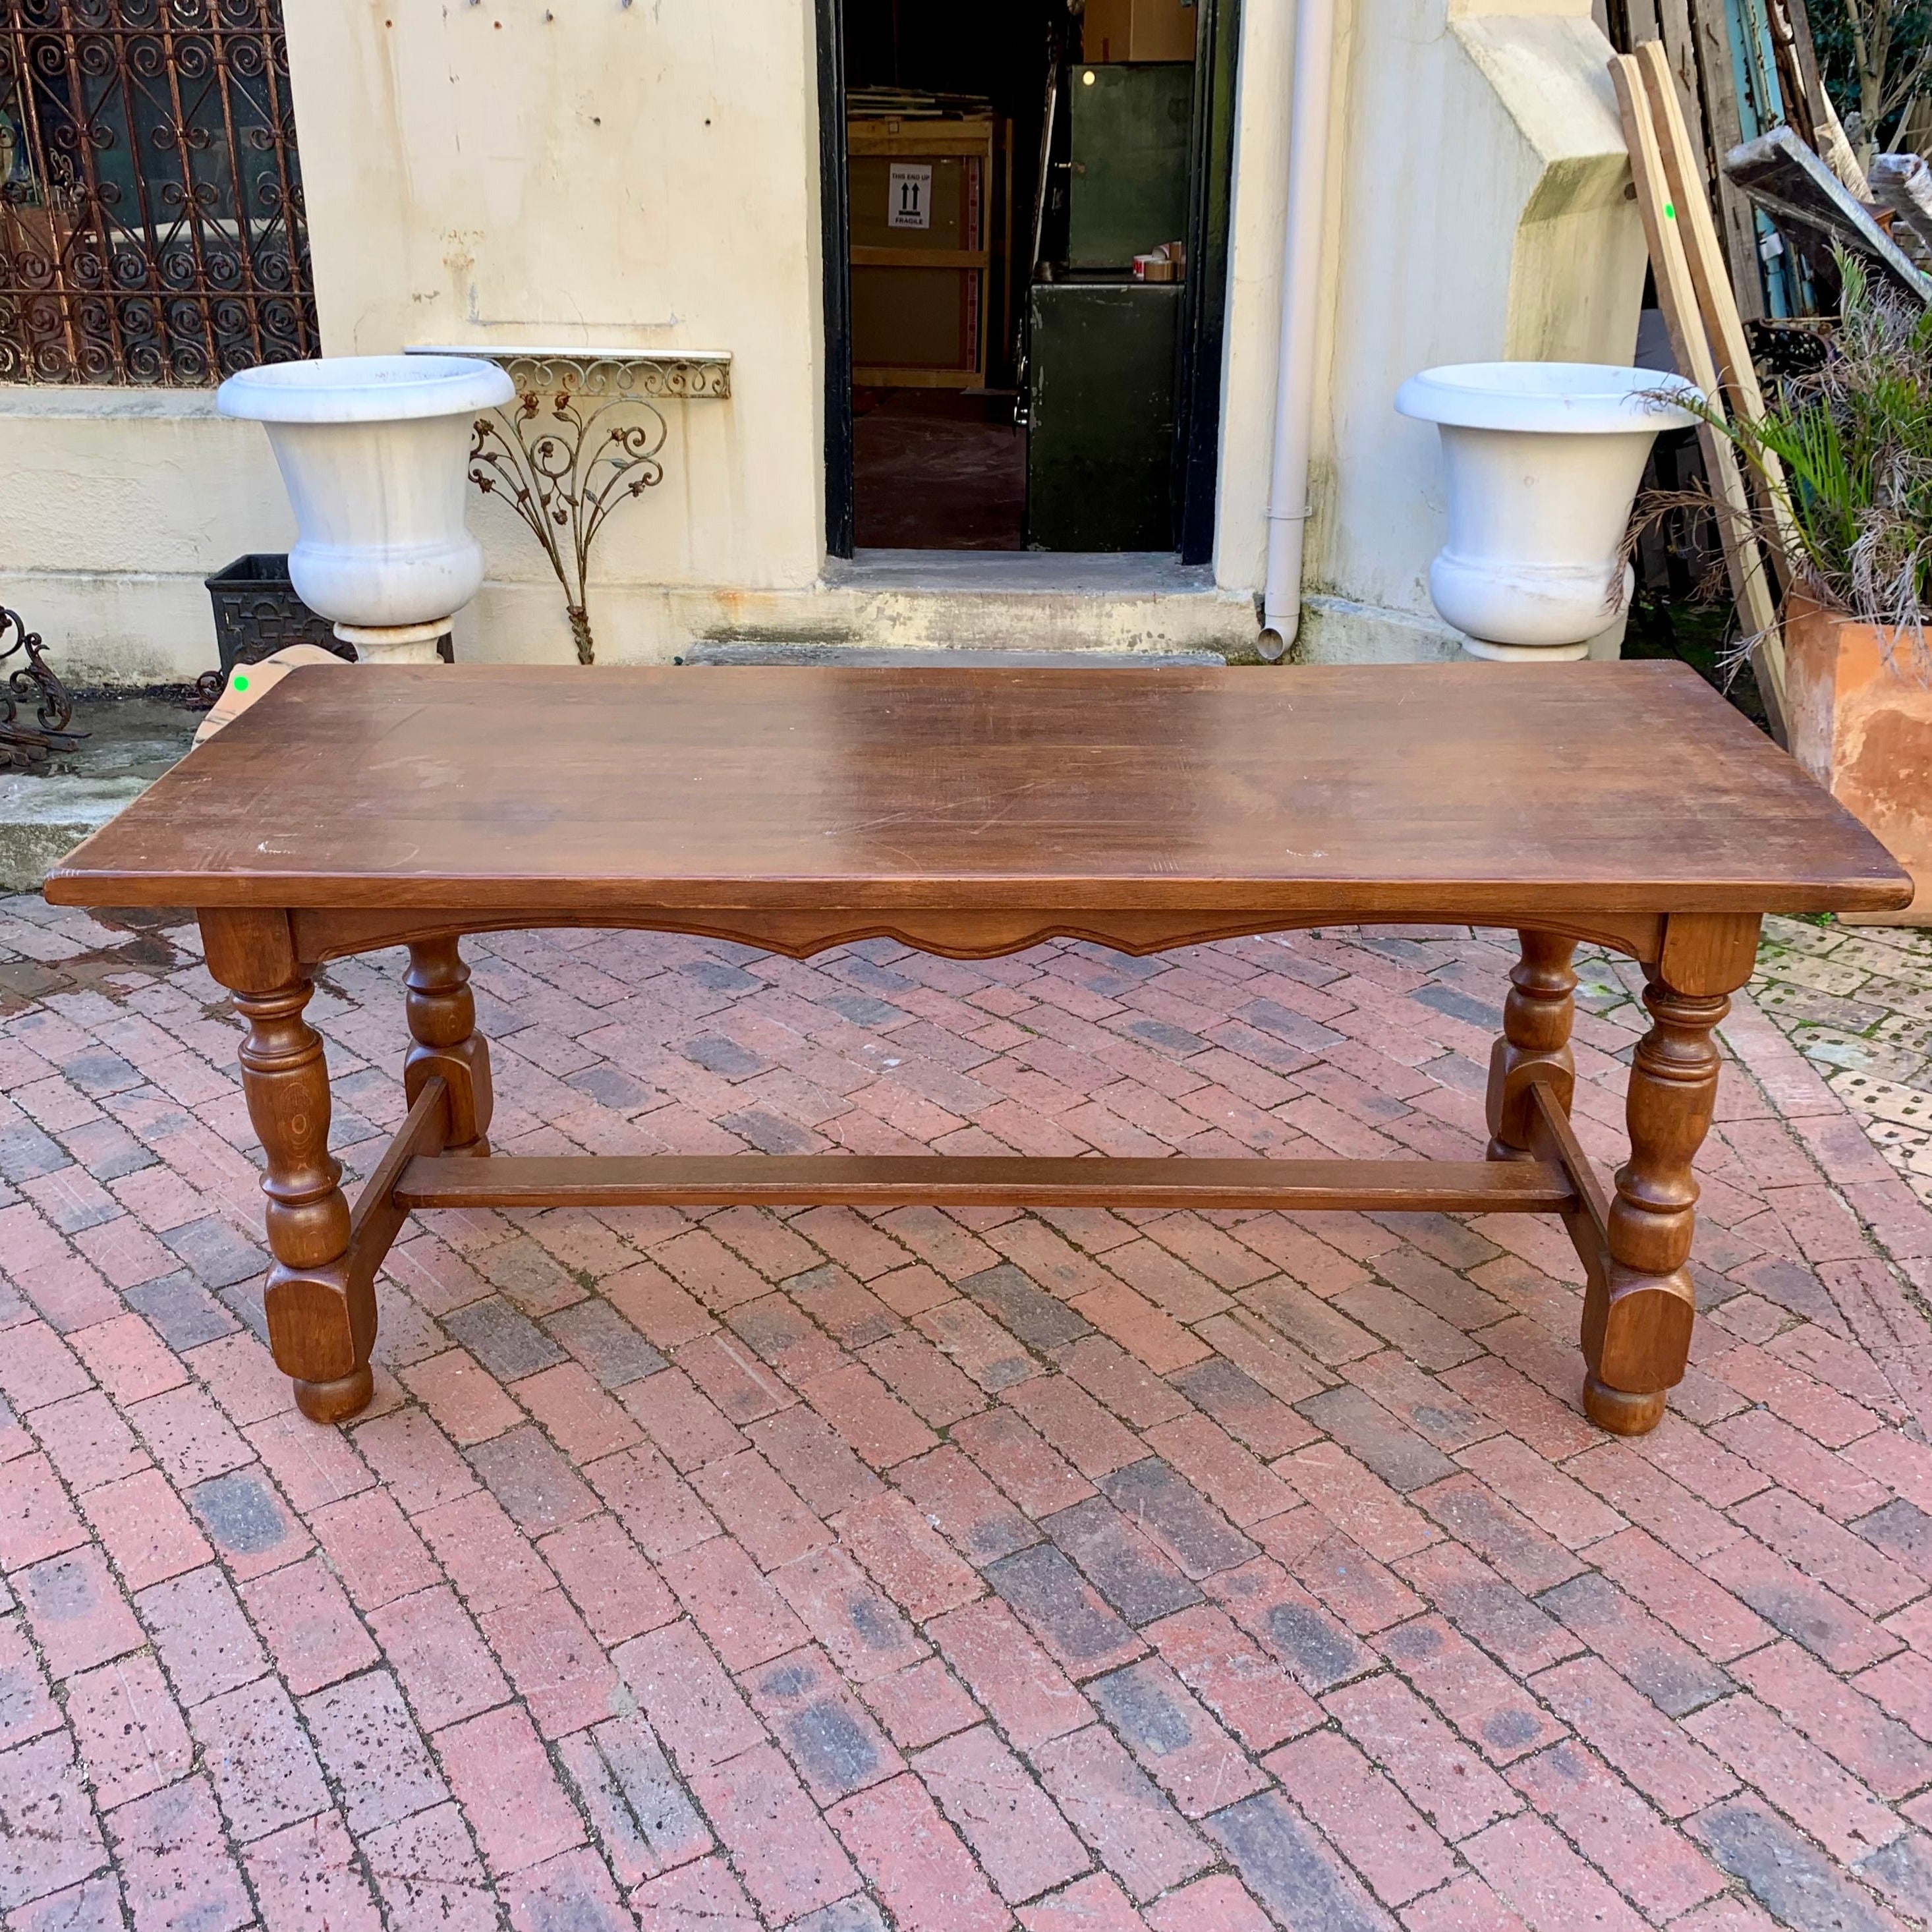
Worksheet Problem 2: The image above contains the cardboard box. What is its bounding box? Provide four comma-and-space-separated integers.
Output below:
1082, 0, 1197, 63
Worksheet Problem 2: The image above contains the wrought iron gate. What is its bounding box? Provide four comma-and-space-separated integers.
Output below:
0, 0, 317, 384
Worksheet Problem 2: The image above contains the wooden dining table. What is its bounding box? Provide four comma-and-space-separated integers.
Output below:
43, 662, 1912, 1436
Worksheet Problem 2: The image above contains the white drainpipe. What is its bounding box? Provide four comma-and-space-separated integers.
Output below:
1259, 0, 1340, 660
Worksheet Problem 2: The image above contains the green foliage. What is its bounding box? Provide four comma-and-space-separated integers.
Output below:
1691, 252, 1932, 668
1807, 0, 1932, 144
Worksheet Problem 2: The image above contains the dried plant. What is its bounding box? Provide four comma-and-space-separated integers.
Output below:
1641, 250, 1932, 683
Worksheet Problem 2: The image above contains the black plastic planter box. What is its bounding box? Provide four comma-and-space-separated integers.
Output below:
204, 555, 353, 674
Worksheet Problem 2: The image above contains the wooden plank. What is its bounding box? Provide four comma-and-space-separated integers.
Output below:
1002, 117, 1017, 382
1634, 40, 1792, 722
1639, 45, 1784, 444
851, 246, 992, 270
1780, 0, 1833, 138
1612, 53, 1788, 741
393, 1153, 1581, 1216
1528, 1081, 1610, 1241
977, 131, 991, 389
1727, 127, 1932, 297
1766, 0, 1819, 148
1655, 0, 1708, 164
1692, 0, 1767, 322
849, 123, 997, 157
851, 366, 984, 389
346, 1075, 449, 1299
1529, 1081, 1613, 1301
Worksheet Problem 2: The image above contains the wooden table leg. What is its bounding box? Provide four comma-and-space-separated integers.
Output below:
1487, 930, 1578, 1161
1585, 916, 1756, 1435
405, 938, 493, 1158
202, 909, 370, 1425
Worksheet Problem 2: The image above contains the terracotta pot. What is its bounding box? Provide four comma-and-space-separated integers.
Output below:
1784, 596, 1932, 924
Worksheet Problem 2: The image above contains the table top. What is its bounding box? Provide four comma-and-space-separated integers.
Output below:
43, 662, 1914, 917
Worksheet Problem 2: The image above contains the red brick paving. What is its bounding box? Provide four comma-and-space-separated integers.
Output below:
5, 900, 1932, 1929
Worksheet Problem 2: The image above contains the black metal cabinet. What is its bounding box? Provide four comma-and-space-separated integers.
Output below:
1065, 63, 1195, 270
204, 556, 347, 673
1025, 280, 1180, 552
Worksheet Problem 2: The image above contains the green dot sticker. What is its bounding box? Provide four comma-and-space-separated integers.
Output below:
233, 675, 248, 692
1665, 203, 1676, 219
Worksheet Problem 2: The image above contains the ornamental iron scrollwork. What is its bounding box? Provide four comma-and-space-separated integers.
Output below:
475, 351, 731, 404
0, 605, 84, 770
469, 387, 670, 668
0, 0, 320, 385
444, 351, 729, 666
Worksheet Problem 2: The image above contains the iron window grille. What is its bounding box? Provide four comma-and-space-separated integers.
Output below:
0, 0, 317, 385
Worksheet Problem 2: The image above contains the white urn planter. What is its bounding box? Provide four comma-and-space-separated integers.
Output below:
1396, 362, 1699, 661
217, 355, 514, 666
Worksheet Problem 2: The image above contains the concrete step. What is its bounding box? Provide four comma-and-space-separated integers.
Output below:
793, 550, 1260, 661
683, 643, 1226, 668
0, 694, 198, 892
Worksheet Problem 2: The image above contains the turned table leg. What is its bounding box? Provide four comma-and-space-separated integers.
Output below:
405, 938, 493, 1158
1487, 930, 1577, 1161
202, 910, 370, 1424
1583, 915, 1759, 1435
1583, 969, 1730, 1434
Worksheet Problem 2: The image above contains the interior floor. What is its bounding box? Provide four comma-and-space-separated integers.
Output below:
852, 389, 1028, 551
843, 0, 1054, 552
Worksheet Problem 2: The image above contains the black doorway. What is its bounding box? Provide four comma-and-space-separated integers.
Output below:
816, 0, 1240, 563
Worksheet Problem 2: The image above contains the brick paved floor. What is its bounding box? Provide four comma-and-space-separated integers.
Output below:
5, 893, 1932, 1932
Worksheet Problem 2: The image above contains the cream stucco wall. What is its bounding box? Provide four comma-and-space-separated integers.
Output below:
0, 0, 1645, 681
0, 389, 293, 687
283, 0, 827, 612
1212, 0, 1647, 659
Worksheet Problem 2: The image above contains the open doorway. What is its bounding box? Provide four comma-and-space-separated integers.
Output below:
818, 0, 1239, 561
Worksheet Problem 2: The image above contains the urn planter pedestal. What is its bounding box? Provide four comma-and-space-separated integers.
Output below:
1784, 597, 1932, 923
216, 356, 514, 664
1396, 362, 1698, 660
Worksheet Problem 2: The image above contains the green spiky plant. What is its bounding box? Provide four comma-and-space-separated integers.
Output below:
1655, 250, 1932, 683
